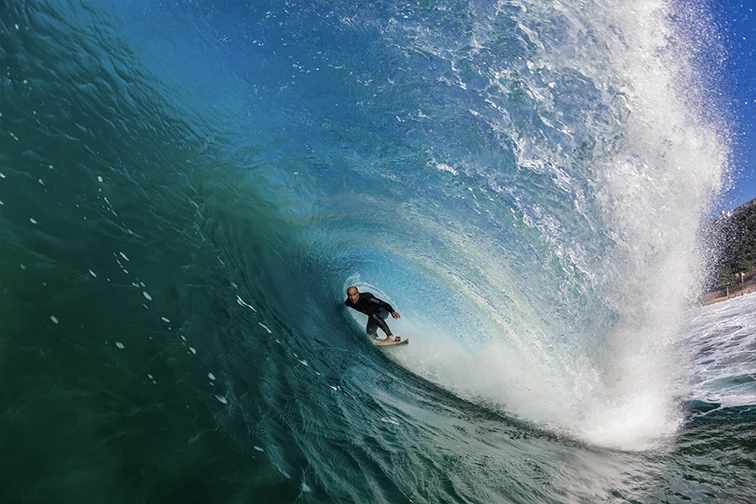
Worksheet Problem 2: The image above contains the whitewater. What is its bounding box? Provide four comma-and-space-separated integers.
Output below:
1, 0, 754, 502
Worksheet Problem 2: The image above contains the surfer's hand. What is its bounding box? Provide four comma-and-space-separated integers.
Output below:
391, 312, 401, 319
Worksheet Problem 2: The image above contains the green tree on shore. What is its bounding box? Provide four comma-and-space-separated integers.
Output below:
713, 203, 756, 286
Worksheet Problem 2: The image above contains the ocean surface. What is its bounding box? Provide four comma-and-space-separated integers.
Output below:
1, 1, 755, 502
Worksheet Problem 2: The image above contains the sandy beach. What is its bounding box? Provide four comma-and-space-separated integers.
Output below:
701, 280, 756, 306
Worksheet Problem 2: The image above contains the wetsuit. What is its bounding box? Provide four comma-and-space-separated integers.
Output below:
344, 292, 395, 337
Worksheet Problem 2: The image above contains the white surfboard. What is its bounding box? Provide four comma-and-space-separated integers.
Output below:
373, 336, 409, 347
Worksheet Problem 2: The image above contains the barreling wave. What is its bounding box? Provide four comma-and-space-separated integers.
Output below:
281, 0, 729, 450
1, 0, 729, 457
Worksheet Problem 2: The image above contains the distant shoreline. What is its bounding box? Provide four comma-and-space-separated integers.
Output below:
701, 278, 756, 306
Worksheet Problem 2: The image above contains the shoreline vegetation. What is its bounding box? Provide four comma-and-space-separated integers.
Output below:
701, 198, 756, 306
701, 273, 756, 306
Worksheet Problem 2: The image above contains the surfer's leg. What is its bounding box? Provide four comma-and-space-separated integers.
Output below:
376, 310, 396, 341
377, 317, 393, 337
366, 317, 380, 338
367, 313, 392, 335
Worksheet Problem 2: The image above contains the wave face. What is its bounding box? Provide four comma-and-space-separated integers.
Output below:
2, 0, 752, 503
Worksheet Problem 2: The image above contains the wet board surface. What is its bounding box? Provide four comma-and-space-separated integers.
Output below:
373, 337, 409, 347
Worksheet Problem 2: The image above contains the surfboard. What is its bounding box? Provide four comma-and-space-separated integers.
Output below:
373, 337, 409, 347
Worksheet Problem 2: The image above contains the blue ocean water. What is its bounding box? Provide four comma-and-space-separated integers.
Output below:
1, 1, 754, 502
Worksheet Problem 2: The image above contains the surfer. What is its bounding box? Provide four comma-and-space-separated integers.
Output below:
344, 286, 401, 343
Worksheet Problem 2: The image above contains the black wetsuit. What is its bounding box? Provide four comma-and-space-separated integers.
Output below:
344, 292, 395, 337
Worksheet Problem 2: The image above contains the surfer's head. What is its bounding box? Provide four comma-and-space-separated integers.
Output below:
346, 286, 360, 303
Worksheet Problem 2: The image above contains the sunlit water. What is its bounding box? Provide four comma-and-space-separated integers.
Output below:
1, 1, 753, 502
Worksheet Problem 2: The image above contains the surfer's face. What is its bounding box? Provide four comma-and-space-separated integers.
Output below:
347, 289, 359, 303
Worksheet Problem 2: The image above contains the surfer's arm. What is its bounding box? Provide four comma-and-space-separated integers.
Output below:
371, 295, 398, 316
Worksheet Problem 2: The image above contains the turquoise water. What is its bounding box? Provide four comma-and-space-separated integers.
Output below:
1, 1, 754, 502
